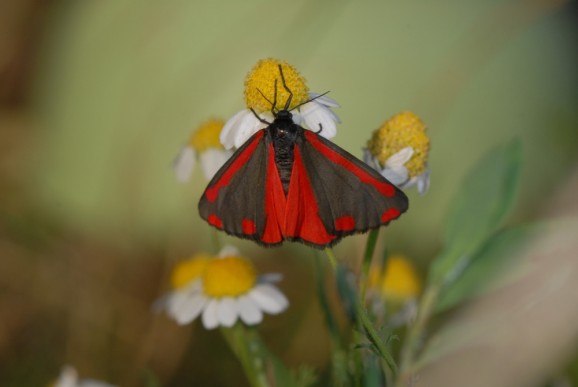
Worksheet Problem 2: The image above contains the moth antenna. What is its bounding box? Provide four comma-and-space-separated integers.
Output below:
278, 64, 293, 111
256, 88, 274, 109
249, 108, 271, 125
289, 91, 331, 112
271, 78, 278, 116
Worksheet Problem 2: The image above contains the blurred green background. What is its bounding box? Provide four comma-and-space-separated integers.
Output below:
0, 0, 577, 386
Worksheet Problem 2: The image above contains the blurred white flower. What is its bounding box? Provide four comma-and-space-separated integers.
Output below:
157, 246, 289, 329
173, 118, 233, 182
52, 365, 115, 387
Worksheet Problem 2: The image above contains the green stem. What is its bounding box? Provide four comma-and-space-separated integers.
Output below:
360, 229, 380, 302
324, 247, 338, 269
221, 324, 269, 387
356, 301, 398, 376
315, 253, 348, 386
396, 285, 439, 386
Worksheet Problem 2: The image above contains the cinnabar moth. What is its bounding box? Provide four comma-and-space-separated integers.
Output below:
198, 68, 409, 249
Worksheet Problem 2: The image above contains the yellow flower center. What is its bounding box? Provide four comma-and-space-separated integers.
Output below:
244, 58, 309, 113
380, 255, 421, 302
203, 256, 257, 297
170, 255, 211, 289
188, 119, 225, 152
367, 112, 430, 177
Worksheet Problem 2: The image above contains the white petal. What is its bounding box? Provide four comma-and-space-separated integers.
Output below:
258, 273, 283, 283
416, 169, 430, 195
248, 284, 289, 314
220, 110, 248, 150
172, 146, 196, 183
382, 166, 409, 186
362, 149, 380, 169
299, 102, 338, 139
233, 111, 262, 148
218, 245, 240, 258
202, 299, 220, 329
309, 92, 340, 108
56, 365, 78, 387
199, 148, 233, 180
172, 293, 208, 325
385, 147, 414, 168
217, 297, 238, 327
237, 295, 263, 325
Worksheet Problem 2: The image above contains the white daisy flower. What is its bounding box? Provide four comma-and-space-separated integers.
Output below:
219, 58, 340, 150
52, 365, 115, 387
365, 111, 431, 195
158, 246, 289, 329
173, 118, 233, 182
364, 147, 431, 195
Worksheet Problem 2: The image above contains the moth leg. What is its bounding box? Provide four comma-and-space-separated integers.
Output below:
316, 123, 323, 134
250, 108, 271, 125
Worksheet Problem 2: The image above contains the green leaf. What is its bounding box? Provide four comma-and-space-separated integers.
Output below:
429, 139, 522, 285
435, 223, 537, 311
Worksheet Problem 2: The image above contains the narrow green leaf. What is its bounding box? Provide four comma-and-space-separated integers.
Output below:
430, 139, 522, 285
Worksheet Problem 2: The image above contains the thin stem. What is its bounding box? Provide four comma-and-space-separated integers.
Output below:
315, 254, 348, 386
221, 324, 269, 387
360, 229, 380, 302
356, 301, 398, 376
396, 285, 440, 386
324, 247, 338, 270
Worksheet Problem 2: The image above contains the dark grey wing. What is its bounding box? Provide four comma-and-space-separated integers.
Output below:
198, 129, 283, 246
293, 129, 408, 245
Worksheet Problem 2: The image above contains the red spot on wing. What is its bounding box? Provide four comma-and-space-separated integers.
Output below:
205, 131, 265, 203
381, 208, 401, 223
335, 216, 355, 231
242, 219, 257, 235
304, 131, 396, 197
261, 144, 286, 244
208, 214, 223, 229
284, 146, 336, 245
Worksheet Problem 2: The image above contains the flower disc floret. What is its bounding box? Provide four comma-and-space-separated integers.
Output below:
367, 112, 430, 177
203, 256, 257, 297
189, 119, 225, 152
170, 255, 211, 289
380, 255, 421, 301
244, 58, 309, 112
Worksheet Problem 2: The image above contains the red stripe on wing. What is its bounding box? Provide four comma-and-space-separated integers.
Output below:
304, 131, 396, 198
205, 131, 265, 203
261, 144, 285, 244
284, 146, 336, 246
381, 208, 401, 222
335, 216, 355, 231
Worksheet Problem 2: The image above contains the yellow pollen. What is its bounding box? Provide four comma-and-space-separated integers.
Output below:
188, 119, 225, 152
367, 111, 430, 177
203, 256, 257, 297
380, 255, 421, 302
244, 58, 309, 113
171, 255, 211, 289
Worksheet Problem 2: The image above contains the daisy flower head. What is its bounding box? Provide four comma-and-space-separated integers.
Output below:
368, 254, 422, 326
364, 111, 431, 195
161, 246, 288, 329
369, 254, 421, 303
220, 58, 341, 150
173, 118, 233, 182
51, 365, 115, 387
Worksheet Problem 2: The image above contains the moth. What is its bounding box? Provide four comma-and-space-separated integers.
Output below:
199, 67, 408, 248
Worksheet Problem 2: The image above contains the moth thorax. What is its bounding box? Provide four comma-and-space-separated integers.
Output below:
272, 131, 295, 196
